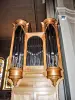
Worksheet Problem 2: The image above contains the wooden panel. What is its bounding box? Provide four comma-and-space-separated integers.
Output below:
0, 0, 46, 38
12, 93, 57, 100
11, 75, 58, 100
0, 38, 11, 57
36, 94, 56, 100
11, 93, 33, 100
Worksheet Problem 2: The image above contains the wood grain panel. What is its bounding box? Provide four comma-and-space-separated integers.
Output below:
0, 0, 46, 37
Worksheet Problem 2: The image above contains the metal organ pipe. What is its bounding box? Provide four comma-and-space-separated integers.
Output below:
46, 24, 58, 67
26, 36, 43, 66
12, 26, 24, 68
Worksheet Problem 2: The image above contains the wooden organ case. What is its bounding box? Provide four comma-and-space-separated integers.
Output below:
3, 18, 64, 100
3, 19, 29, 89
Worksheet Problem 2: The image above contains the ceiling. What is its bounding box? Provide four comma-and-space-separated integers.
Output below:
0, 0, 46, 38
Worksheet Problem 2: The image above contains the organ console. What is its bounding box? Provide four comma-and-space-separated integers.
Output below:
1, 18, 64, 100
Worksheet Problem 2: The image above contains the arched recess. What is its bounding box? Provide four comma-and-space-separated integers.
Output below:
23, 32, 46, 76
26, 36, 43, 66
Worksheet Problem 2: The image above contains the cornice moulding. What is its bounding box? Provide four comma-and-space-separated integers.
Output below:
57, 7, 75, 23
57, 7, 75, 16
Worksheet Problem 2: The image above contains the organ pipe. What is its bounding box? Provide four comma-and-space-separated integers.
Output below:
46, 24, 58, 67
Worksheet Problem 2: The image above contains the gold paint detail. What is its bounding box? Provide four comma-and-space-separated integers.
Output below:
41, 18, 64, 86
41, 18, 57, 32
47, 67, 62, 86
8, 67, 23, 86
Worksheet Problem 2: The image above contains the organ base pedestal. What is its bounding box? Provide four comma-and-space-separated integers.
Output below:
11, 73, 59, 100
47, 67, 62, 86
8, 67, 23, 86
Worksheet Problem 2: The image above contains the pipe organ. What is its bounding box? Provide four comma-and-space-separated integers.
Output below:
1, 18, 64, 100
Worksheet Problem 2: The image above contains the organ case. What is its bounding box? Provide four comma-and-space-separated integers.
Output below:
41, 18, 64, 86
2, 18, 64, 100
3, 19, 29, 89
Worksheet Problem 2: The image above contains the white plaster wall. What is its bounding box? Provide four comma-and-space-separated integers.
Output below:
57, 7, 75, 100
67, 19, 75, 54
58, 80, 65, 100
57, 0, 74, 9
63, 0, 74, 9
